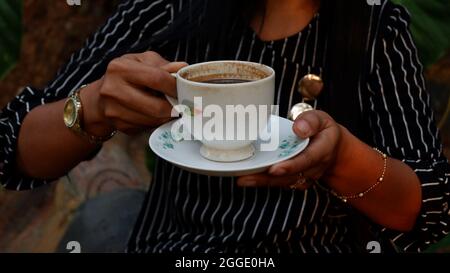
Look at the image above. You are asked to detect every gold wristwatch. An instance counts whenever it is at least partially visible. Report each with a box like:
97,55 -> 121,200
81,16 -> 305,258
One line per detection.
63,84 -> 116,144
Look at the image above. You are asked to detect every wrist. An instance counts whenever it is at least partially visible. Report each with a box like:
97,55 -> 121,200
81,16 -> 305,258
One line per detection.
323,125 -> 356,183
324,125 -> 384,192
79,80 -> 115,137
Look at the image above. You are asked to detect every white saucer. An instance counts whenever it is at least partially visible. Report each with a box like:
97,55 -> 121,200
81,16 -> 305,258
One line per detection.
149,115 -> 309,177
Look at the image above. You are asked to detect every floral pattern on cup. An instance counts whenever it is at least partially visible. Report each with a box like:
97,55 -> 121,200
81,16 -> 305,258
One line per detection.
278,136 -> 302,158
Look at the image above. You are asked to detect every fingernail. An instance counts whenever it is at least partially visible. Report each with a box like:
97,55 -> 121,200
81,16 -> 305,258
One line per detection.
269,167 -> 286,176
296,120 -> 310,136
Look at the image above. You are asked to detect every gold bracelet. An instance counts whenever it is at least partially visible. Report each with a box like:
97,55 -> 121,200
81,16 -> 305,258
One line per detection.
330,147 -> 388,203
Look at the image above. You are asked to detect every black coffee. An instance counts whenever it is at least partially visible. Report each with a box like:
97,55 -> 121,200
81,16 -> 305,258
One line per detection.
200,78 -> 253,84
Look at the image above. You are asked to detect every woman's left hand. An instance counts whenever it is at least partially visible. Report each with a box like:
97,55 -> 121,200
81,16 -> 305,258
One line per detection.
237,110 -> 347,190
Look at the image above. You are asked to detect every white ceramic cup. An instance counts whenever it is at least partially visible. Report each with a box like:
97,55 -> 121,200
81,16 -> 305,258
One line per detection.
168,60 -> 275,162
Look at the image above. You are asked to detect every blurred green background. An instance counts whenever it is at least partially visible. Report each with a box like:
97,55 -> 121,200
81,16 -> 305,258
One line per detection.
0,0 -> 449,253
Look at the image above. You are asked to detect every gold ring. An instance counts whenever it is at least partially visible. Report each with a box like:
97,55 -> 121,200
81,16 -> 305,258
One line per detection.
290,173 -> 308,190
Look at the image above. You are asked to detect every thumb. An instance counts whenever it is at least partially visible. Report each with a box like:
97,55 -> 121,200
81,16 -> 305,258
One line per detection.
161,62 -> 189,73
293,110 -> 330,138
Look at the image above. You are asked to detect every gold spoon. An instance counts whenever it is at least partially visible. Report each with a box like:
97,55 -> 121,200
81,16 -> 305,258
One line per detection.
288,74 -> 324,121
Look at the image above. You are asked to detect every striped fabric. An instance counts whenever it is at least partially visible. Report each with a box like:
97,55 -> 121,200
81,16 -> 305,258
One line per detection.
0,0 -> 449,253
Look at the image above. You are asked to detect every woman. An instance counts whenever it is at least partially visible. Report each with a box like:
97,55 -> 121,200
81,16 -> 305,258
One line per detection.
0,0 -> 449,253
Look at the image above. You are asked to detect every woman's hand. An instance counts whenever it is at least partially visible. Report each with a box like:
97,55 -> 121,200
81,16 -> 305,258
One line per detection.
81,51 -> 187,136
237,110 -> 349,189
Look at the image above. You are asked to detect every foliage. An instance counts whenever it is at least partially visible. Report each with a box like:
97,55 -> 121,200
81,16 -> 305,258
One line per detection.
392,0 -> 450,68
0,0 -> 22,80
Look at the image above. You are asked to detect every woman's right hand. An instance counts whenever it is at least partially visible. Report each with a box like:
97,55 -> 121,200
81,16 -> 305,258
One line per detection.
80,51 -> 188,137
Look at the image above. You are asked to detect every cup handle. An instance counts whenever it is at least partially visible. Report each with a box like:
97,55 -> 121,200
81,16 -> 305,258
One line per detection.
166,72 -> 184,142
165,73 -> 179,106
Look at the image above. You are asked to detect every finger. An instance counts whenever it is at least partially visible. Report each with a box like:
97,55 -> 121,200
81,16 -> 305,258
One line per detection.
238,174 -> 314,190
138,51 -> 170,67
113,115 -> 172,133
269,111 -> 339,176
108,58 -> 178,97
103,98 -> 172,127
237,173 -> 298,188
122,128 -> 145,136
269,130 -> 338,176
301,164 -> 328,181
113,117 -> 170,134
112,119 -> 146,132
161,62 -> 189,73
122,51 -> 170,67
269,150 -> 318,176
123,53 -> 188,75
292,110 -> 332,139
103,84 -> 174,118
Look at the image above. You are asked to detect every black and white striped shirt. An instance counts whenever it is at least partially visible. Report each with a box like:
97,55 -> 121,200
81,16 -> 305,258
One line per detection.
0,0 -> 449,253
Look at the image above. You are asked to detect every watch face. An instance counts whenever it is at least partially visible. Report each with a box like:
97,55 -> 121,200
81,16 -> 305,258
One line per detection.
64,99 -> 78,128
